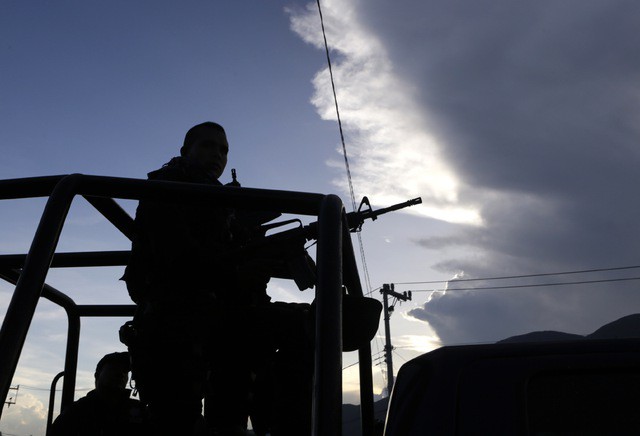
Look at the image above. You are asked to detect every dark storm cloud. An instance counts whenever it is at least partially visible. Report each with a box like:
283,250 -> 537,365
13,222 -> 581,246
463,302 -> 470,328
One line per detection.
353,0 -> 640,342
360,0 -> 640,195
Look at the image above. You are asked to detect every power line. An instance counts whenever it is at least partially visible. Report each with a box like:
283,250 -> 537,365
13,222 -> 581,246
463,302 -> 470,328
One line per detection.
342,351 -> 385,371
316,0 -> 356,214
392,349 -> 409,363
19,384 -> 91,392
316,2 -> 387,381
365,285 -> 383,298
394,264 -> 640,286
316,0 -> 373,294
342,361 -> 359,371
410,276 -> 640,293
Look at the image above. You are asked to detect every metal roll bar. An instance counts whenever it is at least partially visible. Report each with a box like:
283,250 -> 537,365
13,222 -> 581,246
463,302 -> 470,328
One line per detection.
0,174 -> 375,435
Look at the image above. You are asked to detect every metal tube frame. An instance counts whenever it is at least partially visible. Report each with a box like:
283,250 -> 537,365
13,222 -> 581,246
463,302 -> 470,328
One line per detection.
342,232 -> 375,435
0,174 -> 377,436
313,195 -> 344,436
46,371 -> 65,435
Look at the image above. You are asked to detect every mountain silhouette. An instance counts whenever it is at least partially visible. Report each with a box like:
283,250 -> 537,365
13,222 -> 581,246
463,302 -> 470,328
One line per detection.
499,313 -> 640,343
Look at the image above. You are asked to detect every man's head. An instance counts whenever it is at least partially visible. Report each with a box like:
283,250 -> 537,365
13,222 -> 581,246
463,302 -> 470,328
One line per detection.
181,121 -> 229,179
94,352 -> 130,392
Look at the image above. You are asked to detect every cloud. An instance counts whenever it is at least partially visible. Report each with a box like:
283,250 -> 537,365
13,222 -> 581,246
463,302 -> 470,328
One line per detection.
374,1 -> 640,199
288,1 -> 480,225
1,392 -> 47,436
290,1 -> 640,344
268,278 -> 314,304
408,279 -> 640,345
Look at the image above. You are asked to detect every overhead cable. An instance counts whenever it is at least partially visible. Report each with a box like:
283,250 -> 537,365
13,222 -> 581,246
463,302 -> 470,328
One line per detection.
316,0 -> 373,293
409,276 -> 640,293
394,264 -> 640,286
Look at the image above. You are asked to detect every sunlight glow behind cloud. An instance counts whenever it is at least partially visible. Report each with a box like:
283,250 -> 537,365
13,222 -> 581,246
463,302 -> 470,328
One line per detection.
288,1 -> 481,225
395,334 -> 442,354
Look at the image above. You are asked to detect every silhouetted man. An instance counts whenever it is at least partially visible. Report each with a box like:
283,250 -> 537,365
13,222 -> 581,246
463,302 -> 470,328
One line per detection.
123,121 -> 386,436
123,122 -> 233,435
50,351 -> 147,436
123,122 -> 313,436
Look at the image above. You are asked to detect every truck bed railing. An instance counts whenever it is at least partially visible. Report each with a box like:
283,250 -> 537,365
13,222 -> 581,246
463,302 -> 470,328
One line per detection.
0,174 -> 375,436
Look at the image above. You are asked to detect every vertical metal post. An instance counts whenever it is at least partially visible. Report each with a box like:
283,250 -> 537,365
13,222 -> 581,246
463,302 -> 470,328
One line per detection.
39,283 -> 82,413
46,371 -> 65,435
0,175 -> 79,417
342,230 -> 375,436
313,194 -> 344,436
61,309 -> 81,410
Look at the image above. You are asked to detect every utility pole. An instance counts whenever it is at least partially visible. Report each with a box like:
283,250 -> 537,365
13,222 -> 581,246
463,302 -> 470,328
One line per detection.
380,284 -> 411,397
4,385 -> 18,408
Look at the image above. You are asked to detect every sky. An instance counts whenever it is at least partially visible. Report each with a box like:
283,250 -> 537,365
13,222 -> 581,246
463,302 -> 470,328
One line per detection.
2,0 -> 640,434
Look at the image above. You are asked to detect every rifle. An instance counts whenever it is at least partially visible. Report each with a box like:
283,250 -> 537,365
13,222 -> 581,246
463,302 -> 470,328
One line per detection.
232,195 -> 423,291
346,196 -> 423,232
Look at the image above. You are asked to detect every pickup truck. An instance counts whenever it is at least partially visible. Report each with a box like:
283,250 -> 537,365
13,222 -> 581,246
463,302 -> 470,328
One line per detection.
385,336 -> 640,435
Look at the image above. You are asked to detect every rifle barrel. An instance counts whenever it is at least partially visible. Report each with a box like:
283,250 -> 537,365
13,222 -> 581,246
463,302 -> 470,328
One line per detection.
368,197 -> 422,218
